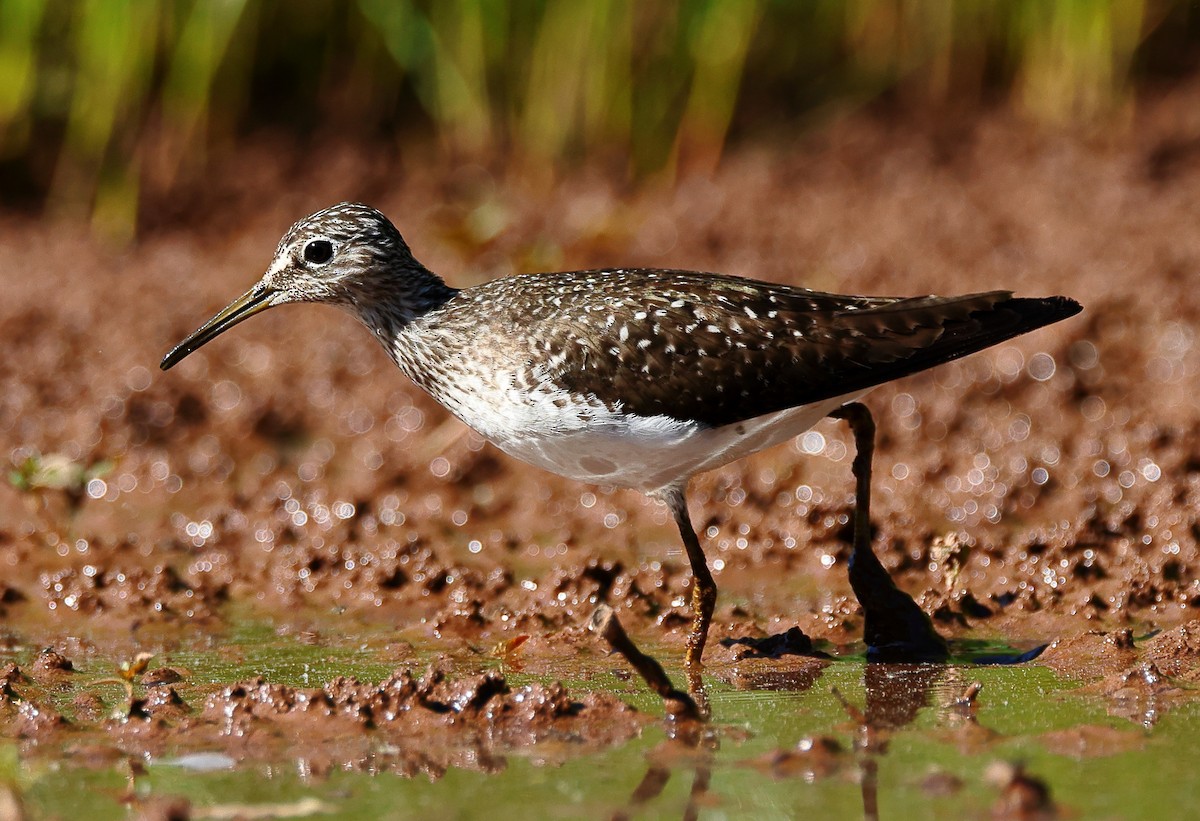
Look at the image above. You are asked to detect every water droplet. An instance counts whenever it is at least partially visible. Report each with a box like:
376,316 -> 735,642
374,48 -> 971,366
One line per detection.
1028,353 -> 1056,382
800,431 -> 825,454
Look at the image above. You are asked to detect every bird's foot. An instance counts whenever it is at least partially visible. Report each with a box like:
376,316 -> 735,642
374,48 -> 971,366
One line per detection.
849,547 -> 949,662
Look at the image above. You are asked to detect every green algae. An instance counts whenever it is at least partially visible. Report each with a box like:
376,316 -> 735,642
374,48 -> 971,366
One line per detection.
1,621 -> 1195,821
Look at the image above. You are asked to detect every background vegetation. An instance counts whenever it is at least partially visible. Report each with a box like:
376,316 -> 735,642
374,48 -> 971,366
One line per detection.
0,0 -> 1196,238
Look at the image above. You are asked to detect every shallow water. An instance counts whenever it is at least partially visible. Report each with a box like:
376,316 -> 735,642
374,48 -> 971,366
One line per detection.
3,618 -> 1195,820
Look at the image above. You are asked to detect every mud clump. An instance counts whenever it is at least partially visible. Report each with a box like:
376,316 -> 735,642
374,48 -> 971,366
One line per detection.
30,648 -> 74,677
1142,620 -> 1200,678
708,627 -> 832,690
141,667 -> 184,686
0,659 -> 645,779
1037,630 -> 1139,679
36,563 -> 224,626
130,685 -> 191,721
188,666 -> 645,774
0,664 -> 27,702
14,700 -> 68,740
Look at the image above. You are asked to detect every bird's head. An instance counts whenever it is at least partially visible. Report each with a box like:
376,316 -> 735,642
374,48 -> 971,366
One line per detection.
161,202 -> 439,371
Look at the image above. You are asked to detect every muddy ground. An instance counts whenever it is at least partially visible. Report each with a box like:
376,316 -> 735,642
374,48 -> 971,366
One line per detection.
5,80 -> 1200,816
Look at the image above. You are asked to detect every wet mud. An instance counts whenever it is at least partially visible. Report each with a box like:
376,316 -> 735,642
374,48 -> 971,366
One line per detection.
3,652 -> 646,774
5,83 -> 1200,815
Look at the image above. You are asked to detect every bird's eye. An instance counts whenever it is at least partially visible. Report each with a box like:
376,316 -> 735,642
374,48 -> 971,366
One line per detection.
303,239 -> 335,265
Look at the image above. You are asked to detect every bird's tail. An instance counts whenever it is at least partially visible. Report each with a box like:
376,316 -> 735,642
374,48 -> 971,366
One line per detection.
812,291 -> 1083,399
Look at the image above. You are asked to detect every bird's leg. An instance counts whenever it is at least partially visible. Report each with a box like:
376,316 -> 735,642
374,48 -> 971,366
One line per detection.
828,403 -> 949,661
664,486 -> 717,694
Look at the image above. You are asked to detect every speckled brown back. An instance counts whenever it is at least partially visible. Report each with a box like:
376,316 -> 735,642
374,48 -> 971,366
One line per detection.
428,269 -> 1080,428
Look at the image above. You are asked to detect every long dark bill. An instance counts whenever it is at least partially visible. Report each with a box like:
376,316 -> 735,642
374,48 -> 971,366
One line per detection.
160,284 -> 275,371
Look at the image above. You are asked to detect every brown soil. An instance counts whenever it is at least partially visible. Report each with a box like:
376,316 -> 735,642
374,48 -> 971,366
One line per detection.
7,82 -> 1200,762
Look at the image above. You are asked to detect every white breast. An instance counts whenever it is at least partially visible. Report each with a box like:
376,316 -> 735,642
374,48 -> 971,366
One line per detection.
435,372 -> 866,492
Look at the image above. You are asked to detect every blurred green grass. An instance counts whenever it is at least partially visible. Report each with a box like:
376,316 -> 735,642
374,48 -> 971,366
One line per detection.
0,0 -> 1193,238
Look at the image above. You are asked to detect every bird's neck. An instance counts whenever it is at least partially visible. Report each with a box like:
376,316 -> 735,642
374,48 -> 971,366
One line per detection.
350,263 -> 459,353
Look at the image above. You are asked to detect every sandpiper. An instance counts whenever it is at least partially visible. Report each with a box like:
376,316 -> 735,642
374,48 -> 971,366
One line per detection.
162,202 -> 1081,681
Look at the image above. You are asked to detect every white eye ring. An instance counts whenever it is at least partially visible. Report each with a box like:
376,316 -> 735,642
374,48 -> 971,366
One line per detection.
303,238 -> 336,265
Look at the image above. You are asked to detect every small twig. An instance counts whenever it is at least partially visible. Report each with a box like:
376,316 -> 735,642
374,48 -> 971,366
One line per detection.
954,680 -> 983,714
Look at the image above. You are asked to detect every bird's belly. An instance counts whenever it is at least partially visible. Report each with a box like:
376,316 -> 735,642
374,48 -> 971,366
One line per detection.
484,390 -> 867,493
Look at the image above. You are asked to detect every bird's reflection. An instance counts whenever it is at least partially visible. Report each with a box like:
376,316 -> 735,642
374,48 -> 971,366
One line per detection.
849,663 -> 946,821
593,605 -> 716,820
594,607 -> 1017,821
611,730 -> 716,821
